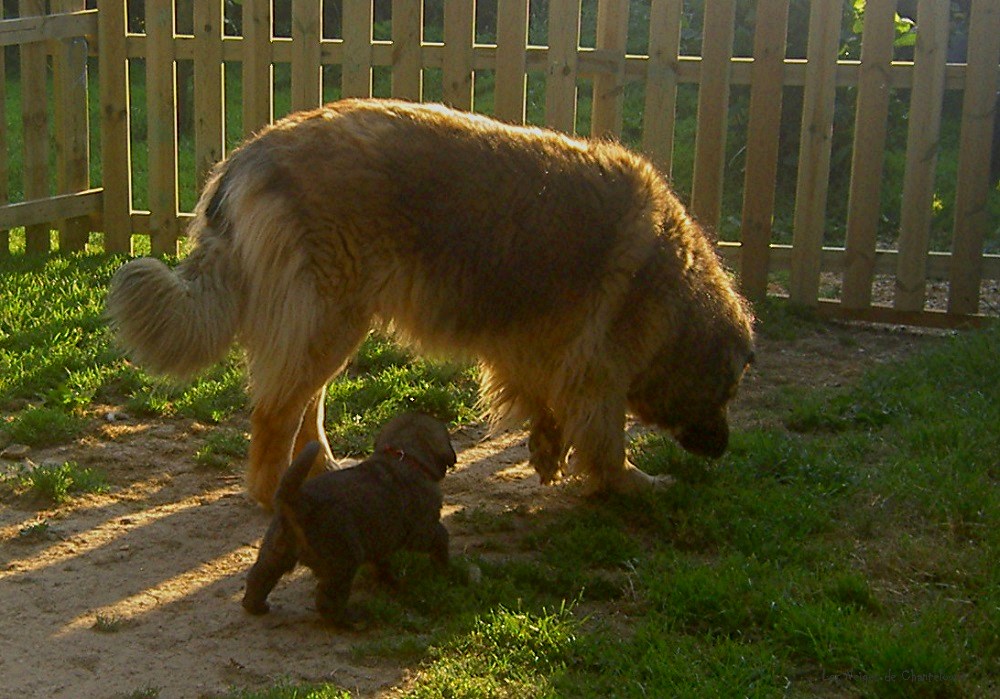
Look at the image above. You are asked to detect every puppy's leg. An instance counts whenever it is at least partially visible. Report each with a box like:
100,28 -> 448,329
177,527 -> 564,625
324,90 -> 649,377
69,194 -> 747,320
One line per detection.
429,522 -> 450,570
243,518 -> 298,614
315,566 -> 361,627
528,409 -> 569,485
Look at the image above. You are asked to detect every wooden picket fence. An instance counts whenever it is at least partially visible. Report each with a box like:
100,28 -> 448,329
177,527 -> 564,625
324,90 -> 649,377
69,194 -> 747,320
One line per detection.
1,0 -> 999,328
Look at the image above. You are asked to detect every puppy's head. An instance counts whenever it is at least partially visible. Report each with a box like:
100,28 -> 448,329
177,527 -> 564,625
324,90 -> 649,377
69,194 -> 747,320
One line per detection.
374,412 -> 457,480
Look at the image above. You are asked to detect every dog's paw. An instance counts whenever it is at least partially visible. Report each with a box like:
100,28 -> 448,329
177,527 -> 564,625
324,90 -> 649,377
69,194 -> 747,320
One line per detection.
596,462 -> 676,496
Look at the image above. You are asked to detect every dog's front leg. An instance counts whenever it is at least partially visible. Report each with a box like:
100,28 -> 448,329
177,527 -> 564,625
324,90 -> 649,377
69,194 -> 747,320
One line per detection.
566,400 -> 674,494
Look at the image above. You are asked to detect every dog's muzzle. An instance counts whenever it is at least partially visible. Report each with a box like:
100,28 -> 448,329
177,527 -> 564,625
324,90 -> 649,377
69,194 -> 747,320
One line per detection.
676,419 -> 729,459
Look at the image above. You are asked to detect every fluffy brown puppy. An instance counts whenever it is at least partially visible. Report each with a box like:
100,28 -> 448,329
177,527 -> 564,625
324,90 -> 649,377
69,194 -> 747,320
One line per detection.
242,412 -> 456,626
106,98 -> 755,507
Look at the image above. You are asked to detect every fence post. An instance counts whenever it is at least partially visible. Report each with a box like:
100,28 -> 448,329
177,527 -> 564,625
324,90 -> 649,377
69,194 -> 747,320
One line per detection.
98,0 -> 132,253
948,0 -> 1000,314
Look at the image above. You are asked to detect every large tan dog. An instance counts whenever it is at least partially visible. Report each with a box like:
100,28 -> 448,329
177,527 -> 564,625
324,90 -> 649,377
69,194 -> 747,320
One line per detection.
106,99 -> 754,507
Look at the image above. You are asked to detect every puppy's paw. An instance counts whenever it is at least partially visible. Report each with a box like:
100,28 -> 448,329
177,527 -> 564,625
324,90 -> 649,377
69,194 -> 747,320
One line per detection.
328,606 -> 370,631
242,597 -> 270,615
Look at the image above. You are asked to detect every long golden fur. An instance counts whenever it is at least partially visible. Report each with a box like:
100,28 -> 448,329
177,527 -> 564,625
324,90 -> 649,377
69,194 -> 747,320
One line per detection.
106,99 -> 755,507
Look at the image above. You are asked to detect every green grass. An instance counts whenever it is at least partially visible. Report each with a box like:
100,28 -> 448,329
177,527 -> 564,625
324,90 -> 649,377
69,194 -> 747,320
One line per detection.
16,460 -> 108,504
195,428 -> 249,470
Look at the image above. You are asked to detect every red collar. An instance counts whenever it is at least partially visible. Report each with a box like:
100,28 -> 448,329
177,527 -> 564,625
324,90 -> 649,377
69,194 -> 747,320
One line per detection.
383,446 -> 439,480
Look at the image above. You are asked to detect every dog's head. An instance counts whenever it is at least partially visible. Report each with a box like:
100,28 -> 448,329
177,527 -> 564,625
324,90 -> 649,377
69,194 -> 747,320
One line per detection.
628,319 -> 754,459
374,412 -> 457,480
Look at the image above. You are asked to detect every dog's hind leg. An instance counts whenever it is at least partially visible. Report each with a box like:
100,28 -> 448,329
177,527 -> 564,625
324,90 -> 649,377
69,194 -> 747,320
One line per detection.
292,387 -> 333,477
528,408 -> 569,485
245,320 -> 369,508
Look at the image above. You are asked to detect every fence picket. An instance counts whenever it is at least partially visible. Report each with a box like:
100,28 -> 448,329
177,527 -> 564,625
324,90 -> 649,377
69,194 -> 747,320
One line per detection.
591,0 -> 629,138
443,0 -> 474,109
52,0 -> 90,252
494,0 -> 529,123
948,0 -> 1000,314
391,0 -> 422,101
842,0 -> 896,309
895,0 -> 950,312
1,3 -> 9,254
641,0 -> 682,175
545,0 -> 580,133
194,0 -> 224,187
690,0 -> 735,232
97,0 -> 131,252
242,0 -> 272,137
738,0 -> 789,299
789,0 -> 841,305
291,0 -> 321,110
147,0 -> 180,255
19,0 -> 50,254
342,0 -> 373,98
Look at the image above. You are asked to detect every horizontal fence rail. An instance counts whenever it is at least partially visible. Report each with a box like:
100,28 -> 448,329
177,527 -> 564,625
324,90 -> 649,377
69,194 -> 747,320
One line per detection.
1,0 -> 998,328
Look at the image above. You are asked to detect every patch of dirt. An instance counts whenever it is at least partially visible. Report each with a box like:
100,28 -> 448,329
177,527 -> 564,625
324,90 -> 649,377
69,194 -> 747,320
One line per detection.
0,320 -> 950,698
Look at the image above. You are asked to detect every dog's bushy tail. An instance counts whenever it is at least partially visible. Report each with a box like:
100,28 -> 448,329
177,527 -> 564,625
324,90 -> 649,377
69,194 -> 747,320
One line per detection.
105,165 -> 245,379
274,441 -> 322,509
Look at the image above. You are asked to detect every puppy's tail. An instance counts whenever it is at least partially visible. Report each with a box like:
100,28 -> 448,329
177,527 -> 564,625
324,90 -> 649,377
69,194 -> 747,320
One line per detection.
274,441 -> 322,510
105,161 -> 246,379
